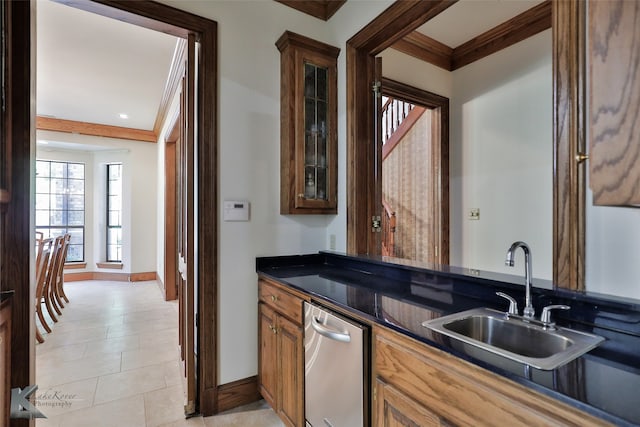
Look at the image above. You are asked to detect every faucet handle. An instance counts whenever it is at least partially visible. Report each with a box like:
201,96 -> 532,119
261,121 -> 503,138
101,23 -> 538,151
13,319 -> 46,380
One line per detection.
496,292 -> 518,315
540,304 -> 570,325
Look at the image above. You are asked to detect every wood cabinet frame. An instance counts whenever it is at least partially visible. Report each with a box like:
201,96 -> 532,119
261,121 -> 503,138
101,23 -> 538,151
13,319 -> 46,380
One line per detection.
277,31 -> 340,214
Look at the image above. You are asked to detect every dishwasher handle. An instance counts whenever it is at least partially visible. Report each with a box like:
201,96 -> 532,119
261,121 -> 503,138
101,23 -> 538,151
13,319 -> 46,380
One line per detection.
311,316 -> 351,343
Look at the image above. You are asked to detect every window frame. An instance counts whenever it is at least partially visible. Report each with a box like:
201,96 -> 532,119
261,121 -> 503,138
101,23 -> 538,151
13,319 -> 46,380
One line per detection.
106,163 -> 123,263
35,159 -> 86,262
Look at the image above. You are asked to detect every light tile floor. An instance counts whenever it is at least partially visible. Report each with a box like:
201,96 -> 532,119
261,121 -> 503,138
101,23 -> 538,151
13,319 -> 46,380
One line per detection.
35,280 -> 283,427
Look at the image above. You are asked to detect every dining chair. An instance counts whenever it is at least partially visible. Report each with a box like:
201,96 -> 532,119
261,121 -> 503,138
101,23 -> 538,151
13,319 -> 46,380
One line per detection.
34,238 -> 53,343
43,235 -> 65,320
55,233 -> 72,304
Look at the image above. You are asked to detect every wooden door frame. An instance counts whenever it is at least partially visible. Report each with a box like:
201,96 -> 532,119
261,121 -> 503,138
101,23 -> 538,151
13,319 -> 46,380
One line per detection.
346,0 -> 585,290
164,118 -> 179,301
380,77 -> 450,265
5,0 -> 220,420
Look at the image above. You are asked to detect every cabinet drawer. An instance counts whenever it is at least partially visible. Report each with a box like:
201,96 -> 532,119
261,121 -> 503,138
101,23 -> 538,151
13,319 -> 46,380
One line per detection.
259,279 -> 304,324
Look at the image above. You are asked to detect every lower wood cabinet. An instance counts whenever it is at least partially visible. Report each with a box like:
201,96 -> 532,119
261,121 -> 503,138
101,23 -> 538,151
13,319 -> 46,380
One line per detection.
373,326 -> 610,427
376,378 -> 450,427
258,279 -> 306,427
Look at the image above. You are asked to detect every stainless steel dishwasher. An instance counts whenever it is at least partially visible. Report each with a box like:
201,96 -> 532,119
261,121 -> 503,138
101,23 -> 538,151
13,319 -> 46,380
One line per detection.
304,302 -> 368,427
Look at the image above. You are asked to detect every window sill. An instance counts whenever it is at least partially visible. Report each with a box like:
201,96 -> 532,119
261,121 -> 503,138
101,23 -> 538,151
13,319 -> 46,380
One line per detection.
64,262 -> 87,270
96,262 -> 124,270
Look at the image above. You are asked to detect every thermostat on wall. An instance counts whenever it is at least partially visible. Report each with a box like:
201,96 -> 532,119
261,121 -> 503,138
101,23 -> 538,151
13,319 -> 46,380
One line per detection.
223,200 -> 250,221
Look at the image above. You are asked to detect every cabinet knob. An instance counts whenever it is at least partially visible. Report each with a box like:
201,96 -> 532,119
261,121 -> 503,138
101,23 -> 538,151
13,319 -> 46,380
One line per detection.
297,193 -> 305,199
271,295 -> 278,302
269,325 -> 278,334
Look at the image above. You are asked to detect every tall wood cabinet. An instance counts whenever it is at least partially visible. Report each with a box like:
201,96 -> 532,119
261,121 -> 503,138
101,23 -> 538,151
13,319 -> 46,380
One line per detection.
276,31 -> 339,214
589,0 -> 640,205
258,278 -> 308,427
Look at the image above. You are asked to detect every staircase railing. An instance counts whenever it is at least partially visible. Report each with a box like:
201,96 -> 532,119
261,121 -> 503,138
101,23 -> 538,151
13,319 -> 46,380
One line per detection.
381,198 -> 396,257
382,97 -> 415,144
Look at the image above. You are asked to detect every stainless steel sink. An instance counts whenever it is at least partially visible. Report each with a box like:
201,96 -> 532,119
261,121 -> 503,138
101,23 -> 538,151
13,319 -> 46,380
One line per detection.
422,307 -> 605,370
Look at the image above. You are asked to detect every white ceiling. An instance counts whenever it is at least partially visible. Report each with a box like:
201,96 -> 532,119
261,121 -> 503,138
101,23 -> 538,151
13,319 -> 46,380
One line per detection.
36,0 -> 179,132
416,0 -> 545,48
36,0 -> 544,142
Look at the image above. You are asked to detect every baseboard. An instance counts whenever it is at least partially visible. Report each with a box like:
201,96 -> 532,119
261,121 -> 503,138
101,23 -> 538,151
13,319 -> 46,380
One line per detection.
130,272 -> 156,282
64,271 -> 157,282
216,375 -> 261,413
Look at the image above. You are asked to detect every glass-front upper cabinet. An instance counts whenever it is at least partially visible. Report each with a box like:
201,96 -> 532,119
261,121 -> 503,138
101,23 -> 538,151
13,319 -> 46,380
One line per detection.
276,31 -> 339,214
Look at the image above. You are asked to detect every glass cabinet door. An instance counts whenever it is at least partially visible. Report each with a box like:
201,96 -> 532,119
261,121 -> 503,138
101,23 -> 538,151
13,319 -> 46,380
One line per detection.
303,62 -> 328,201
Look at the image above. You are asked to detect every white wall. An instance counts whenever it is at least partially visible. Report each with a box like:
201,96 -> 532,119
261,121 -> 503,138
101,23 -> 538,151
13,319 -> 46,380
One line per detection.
450,30 -> 553,280
586,179 -> 640,300
379,48 -> 453,98
37,130 -> 158,275
380,30 -> 552,280
155,0 -> 393,384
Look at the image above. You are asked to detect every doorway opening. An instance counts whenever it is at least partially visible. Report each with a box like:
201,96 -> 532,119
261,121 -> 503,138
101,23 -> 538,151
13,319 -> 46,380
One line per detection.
378,78 -> 449,265
6,0 -> 219,422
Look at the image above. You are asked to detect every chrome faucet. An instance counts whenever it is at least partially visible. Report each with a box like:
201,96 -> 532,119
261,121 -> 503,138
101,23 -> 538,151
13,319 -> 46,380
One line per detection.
505,241 -> 535,318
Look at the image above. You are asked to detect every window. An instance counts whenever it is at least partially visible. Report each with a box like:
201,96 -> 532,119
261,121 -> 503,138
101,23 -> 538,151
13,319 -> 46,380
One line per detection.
35,160 -> 85,262
106,163 -> 122,262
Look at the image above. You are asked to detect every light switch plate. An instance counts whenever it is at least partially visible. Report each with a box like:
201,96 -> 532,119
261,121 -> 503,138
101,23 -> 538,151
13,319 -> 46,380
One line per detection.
469,208 -> 480,220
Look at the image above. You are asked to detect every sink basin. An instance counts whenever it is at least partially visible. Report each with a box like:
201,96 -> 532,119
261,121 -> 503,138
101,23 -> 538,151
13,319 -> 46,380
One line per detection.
423,308 -> 605,370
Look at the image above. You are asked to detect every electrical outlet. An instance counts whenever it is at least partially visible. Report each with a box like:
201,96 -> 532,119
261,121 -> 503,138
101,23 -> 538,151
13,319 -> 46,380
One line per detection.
469,208 -> 480,220
329,234 -> 336,250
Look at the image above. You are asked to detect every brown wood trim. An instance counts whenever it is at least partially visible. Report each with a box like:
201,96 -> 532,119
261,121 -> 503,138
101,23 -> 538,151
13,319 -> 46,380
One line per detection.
382,107 -> 426,160
130,271 -> 156,282
36,116 -> 157,142
276,30 -> 340,59
164,123 -> 178,301
96,262 -> 123,270
392,32 -> 453,71
3,4 -> 36,427
391,1 -> 551,72
217,375 -> 261,413
63,262 -> 87,270
348,1 -> 458,55
63,271 -> 157,282
274,0 -> 346,21
64,272 -> 125,282
451,0 -> 552,70
346,1 -> 457,255
154,38 -> 186,138
553,0 -> 585,290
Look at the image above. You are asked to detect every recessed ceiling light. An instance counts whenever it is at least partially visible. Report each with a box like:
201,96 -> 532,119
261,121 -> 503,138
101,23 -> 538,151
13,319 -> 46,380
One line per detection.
119,113 -> 129,119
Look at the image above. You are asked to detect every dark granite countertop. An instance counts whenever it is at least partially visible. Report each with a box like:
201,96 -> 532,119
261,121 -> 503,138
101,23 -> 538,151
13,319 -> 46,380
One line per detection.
257,252 -> 640,426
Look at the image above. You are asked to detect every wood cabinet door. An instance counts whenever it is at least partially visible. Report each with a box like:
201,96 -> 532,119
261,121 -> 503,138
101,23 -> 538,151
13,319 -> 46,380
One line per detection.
589,0 -> 640,205
375,379 -> 445,427
258,303 -> 278,409
278,314 -> 304,427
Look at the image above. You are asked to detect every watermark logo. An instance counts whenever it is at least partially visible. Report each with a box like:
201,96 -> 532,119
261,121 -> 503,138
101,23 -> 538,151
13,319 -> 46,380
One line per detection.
35,388 -> 82,410
10,385 -> 46,419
